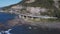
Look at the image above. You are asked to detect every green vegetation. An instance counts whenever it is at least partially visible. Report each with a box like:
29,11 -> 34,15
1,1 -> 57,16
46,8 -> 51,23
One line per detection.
22,0 -> 54,8
25,18 -> 59,22
1,0 -> 60,21
40,8 -> 60,19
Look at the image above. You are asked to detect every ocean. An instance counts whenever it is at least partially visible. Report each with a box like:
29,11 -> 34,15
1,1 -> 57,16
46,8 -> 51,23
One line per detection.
0,12 -> 60,34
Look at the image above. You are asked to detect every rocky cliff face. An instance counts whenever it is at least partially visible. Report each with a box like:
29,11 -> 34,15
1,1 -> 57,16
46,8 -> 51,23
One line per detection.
1,0 -> 60,17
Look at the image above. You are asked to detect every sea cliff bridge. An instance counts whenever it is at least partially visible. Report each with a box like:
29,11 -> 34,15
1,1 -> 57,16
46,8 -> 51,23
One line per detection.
0,10 -> 57,21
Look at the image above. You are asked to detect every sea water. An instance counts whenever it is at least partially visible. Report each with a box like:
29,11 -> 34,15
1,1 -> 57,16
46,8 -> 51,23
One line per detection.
0,12 -> 17,34
0,12 -> 60,34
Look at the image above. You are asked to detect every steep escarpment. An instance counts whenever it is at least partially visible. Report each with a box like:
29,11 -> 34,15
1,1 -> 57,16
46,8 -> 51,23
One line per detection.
1,0 -> 60,18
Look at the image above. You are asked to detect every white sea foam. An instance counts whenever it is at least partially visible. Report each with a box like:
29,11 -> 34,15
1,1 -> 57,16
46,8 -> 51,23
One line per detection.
0,32 -> 2,34
0,29 -> 12,34
5,29 -> 12,34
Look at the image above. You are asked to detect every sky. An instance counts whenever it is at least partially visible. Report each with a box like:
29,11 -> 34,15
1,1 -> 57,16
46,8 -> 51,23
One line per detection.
0,0 -> 22,7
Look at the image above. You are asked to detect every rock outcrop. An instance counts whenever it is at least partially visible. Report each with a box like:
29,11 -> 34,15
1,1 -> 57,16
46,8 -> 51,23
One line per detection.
1,0 -> 60,17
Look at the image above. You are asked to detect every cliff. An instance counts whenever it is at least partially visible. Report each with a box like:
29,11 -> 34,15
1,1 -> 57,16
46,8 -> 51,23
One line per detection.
1,0 -> 60,18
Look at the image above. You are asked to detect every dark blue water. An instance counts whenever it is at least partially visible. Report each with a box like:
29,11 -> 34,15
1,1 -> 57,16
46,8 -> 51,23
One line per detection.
0,12 -> 17,24
10,25 -> 60,34
0,12 -> 17,31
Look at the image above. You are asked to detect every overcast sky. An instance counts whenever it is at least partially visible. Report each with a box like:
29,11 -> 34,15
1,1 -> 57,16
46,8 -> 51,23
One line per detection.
0,0 -> 22,7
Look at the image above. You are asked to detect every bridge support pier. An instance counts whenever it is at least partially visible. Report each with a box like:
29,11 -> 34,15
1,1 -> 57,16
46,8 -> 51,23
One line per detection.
21,15 -> 25,19
30,17 -> 34,20
25,16 -> 29,20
